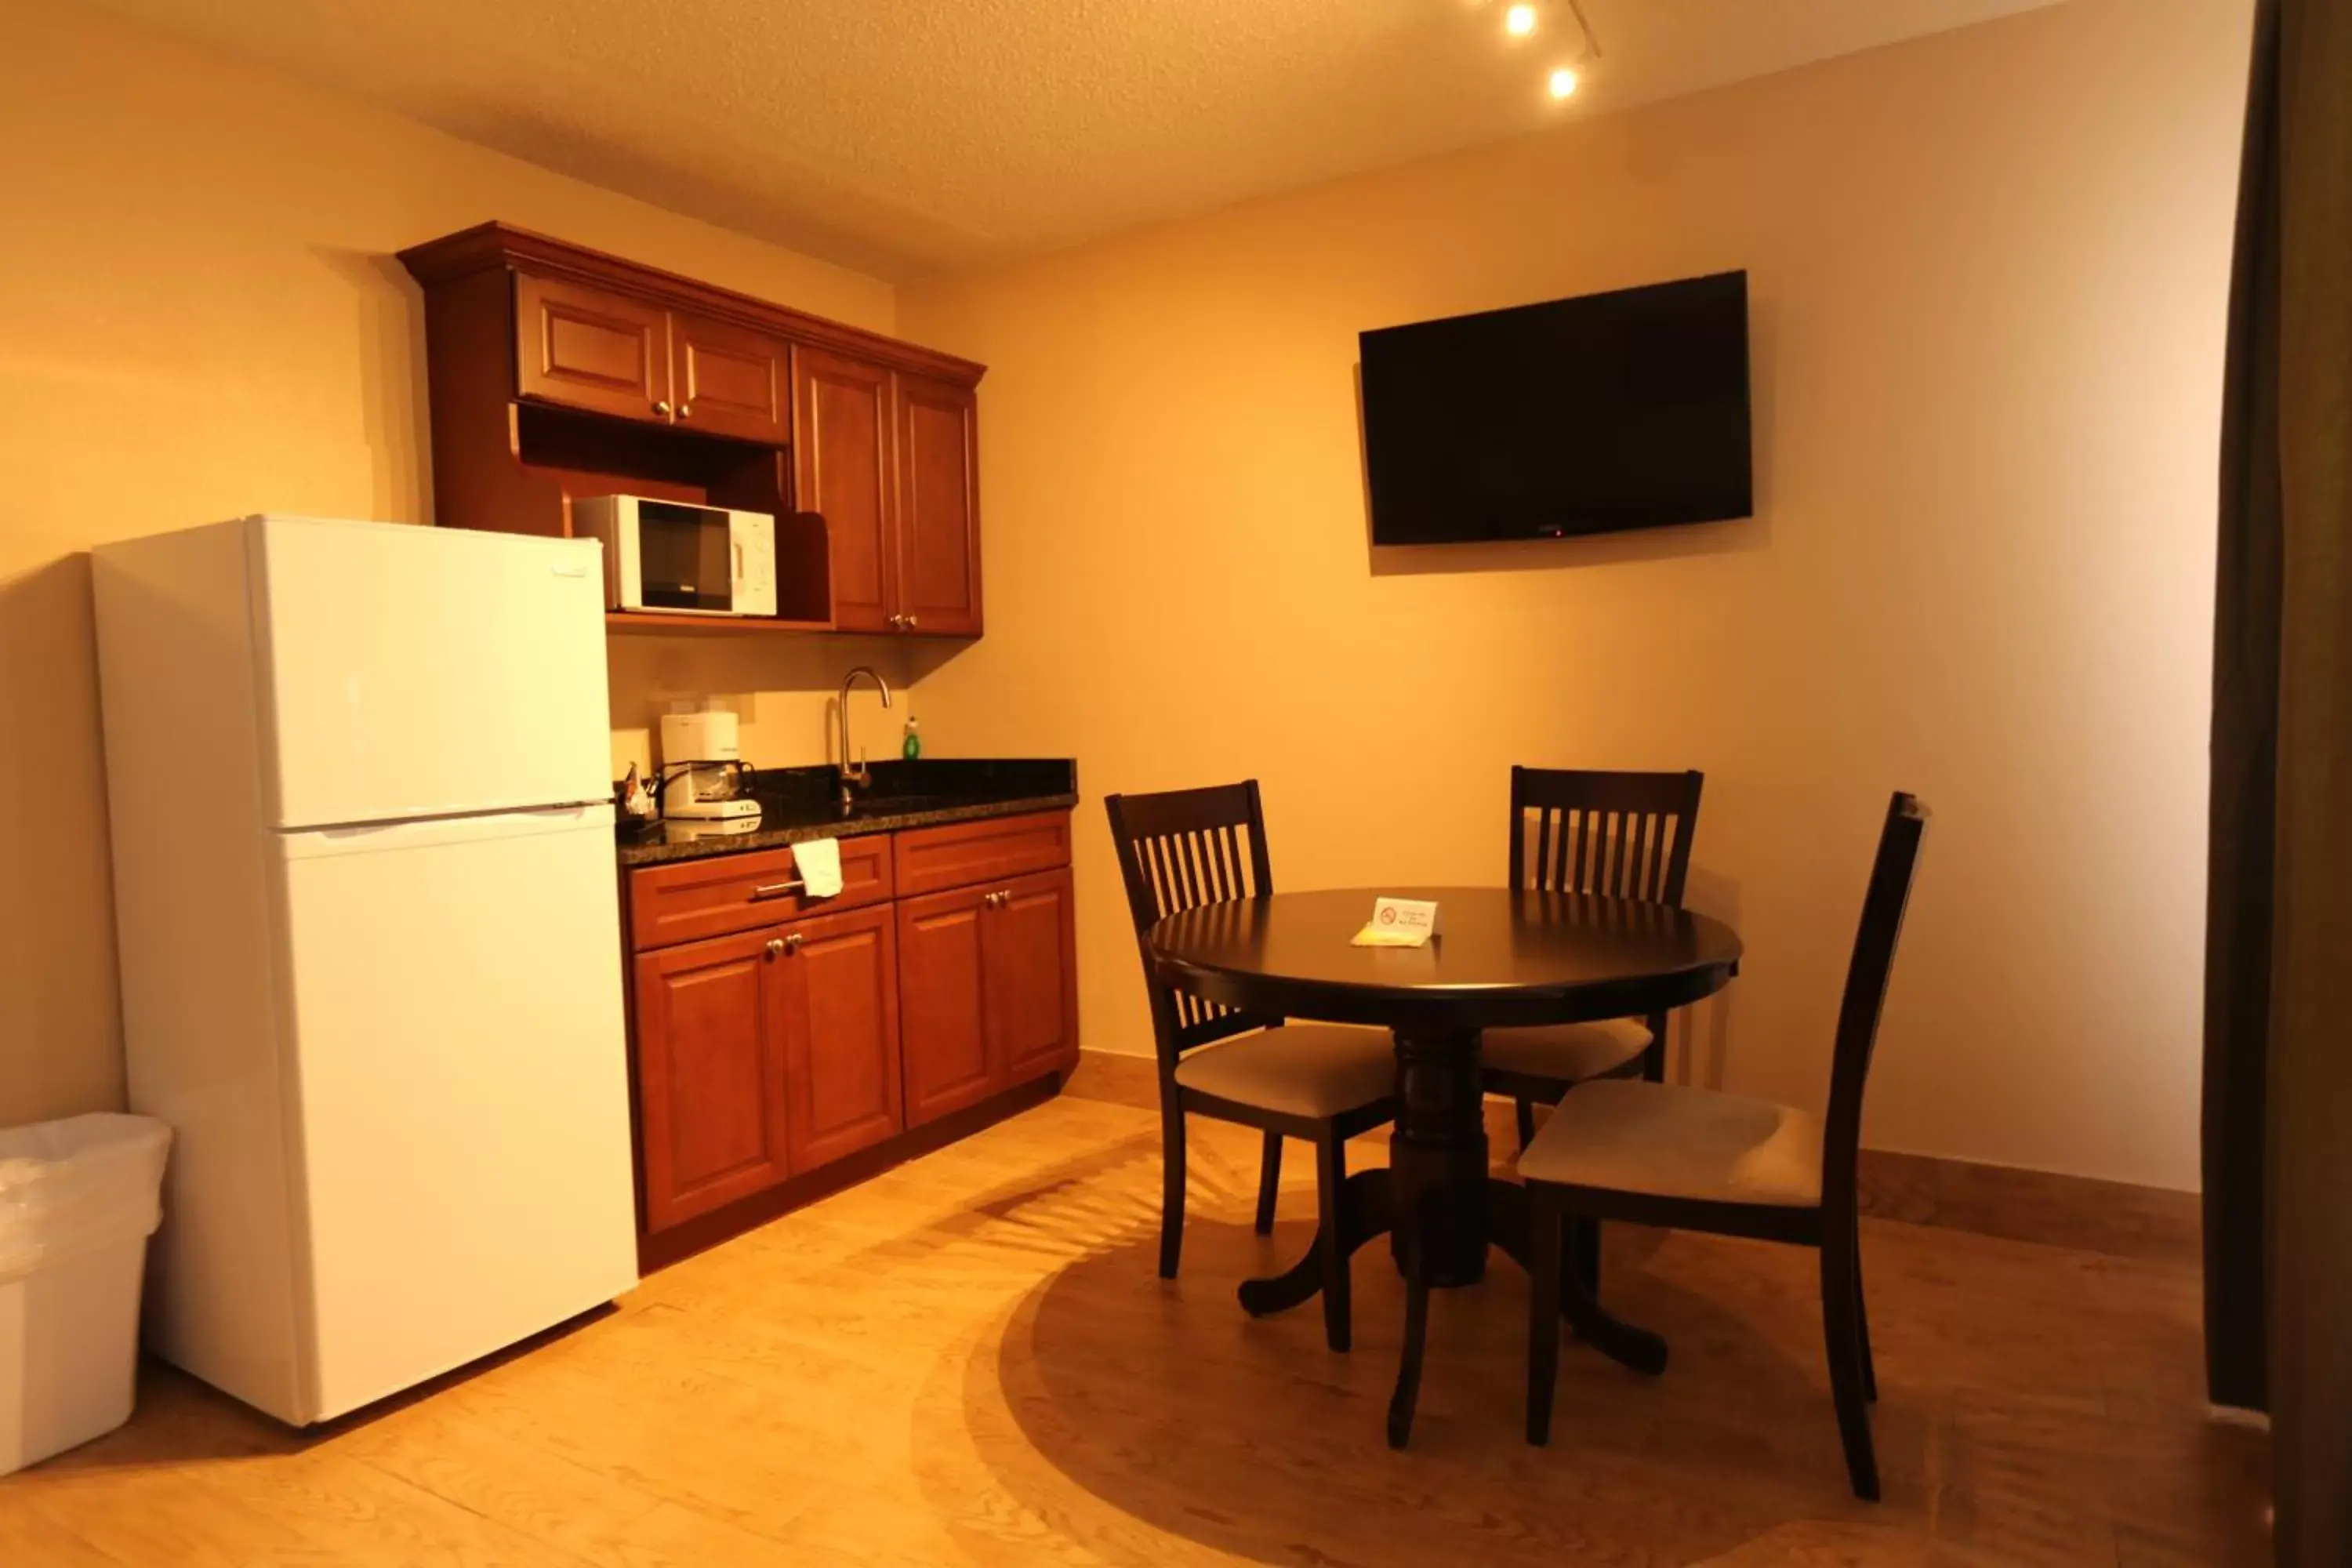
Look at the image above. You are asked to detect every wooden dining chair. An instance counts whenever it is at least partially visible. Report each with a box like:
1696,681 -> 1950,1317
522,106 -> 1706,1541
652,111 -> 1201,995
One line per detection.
1493,767 -> 1706,1147
1519,793 -> 1928,1501
1104,782 -> 1398,1352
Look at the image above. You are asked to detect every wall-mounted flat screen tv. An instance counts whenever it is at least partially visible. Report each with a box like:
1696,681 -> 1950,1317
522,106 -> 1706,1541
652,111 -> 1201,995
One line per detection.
1359,270 -> 1752,545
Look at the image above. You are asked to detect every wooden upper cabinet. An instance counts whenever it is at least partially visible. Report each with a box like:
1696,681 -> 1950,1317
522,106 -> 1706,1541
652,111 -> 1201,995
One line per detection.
633,929 -> 793,1232
672,310 -> 789,444
401,223 -> 985,634
894,375 -> 983,636
775,904 -> 904,1170
515,273 -> 671,423
985,868 -> 1080,1080
793,347 -> 895,633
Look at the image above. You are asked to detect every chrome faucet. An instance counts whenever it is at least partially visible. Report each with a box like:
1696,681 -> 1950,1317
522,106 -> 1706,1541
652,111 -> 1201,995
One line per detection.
836,666 -> 893,807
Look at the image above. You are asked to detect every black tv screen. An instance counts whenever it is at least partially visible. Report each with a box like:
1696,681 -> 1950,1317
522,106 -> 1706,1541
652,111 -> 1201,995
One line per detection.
1359,271 -> 1752,545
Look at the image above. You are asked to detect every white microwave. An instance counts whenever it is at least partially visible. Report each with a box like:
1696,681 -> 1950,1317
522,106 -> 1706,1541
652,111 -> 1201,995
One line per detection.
573,495 -> 778,617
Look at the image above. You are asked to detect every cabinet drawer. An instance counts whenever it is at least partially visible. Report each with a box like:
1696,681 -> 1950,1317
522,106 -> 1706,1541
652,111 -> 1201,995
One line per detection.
891,810 -> 1071,898
629,835 -> 894,951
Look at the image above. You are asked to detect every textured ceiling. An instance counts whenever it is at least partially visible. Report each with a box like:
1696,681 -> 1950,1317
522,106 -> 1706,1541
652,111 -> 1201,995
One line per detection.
87,0 -> 2065,279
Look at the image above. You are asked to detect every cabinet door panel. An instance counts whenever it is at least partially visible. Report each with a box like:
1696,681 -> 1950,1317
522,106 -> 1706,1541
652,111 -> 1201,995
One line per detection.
896,887 -> 995,1125
633,930 -> 790,1231
777,905 -> 903,1169
673,312 -> 788,444
894,375 -> 982,635
793,347 -> 894,633
985,868 -> 1080,1081
516,273 -> 670,423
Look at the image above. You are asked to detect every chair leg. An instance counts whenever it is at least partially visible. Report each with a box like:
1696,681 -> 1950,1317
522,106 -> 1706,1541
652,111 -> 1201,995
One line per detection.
1820,1232 -> 1881,1501
1526,1186 -> 1563,1446
1571,1215 -> 1602,1298
1254,1131 -> 1283,1236
1387,1196 -> 1433,1450
1642,1010 -> 1669,1083
1316,1133 -> 1351,1352
1853,1217 -> 1878,1403
1515,1098 -> 1537,1150
1158,1100 -> 1187,1280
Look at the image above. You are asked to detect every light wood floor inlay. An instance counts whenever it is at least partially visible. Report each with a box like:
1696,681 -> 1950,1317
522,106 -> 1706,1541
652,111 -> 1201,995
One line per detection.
0,1095 -> 2267,1566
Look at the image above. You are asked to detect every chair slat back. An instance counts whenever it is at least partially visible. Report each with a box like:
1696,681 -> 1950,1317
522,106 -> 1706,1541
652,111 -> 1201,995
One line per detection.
1510,768 -> 1705,906
1820,793 -> 1930,1217
1103,782 -> 1279,1064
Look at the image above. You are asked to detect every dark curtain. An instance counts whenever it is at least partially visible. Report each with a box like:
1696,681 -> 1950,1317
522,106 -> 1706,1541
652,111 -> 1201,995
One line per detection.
2202,0 -> 2352,1561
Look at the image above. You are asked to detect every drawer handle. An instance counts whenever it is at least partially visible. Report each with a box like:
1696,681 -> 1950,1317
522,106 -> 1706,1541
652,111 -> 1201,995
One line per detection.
750,878 -> 807,901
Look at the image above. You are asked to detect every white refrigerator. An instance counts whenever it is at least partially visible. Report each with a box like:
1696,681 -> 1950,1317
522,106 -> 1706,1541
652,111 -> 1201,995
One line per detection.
92,515 -> 640,1426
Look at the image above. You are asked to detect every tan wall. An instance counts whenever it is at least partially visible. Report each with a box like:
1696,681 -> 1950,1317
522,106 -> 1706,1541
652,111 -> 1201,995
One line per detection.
0,2 -> 908,1127
901,0 -> 2249,1190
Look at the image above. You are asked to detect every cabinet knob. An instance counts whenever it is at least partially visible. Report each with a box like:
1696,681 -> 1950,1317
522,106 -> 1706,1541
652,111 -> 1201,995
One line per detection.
653,399 -> 673,417
764,937 -> 785,958
904,614 -> 920,630
786,931 -> 804,954
679,401 -> 693,419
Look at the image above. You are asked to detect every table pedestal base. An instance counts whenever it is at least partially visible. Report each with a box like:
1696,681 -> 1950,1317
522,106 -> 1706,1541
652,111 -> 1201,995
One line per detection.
1236,1028 -> 1668,1448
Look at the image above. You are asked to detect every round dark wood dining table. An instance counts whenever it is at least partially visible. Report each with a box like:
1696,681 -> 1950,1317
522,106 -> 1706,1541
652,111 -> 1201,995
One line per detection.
1146,885 -> 1744,1446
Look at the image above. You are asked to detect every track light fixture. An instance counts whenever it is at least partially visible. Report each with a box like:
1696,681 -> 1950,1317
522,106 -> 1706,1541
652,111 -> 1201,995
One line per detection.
1494,0 -> 1602,103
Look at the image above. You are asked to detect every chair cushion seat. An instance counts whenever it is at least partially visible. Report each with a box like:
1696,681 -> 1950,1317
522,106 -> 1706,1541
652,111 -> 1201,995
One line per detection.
1516,1078 -> 1824,1207
1481,1018 -> 1653,1085
1174,1025 -> 1396,1121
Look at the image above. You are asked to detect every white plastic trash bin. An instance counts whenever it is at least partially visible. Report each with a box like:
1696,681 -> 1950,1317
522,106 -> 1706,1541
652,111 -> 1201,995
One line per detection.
0,1112 -> 172,1474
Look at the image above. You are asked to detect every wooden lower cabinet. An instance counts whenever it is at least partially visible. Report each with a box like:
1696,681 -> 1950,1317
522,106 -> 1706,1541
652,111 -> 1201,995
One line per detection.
626,813 -> 1076,1247
633,927 -> 792,1232
778,904 -> 903,1170
988,868 -> 1080,1081
635,906 -> 907,1232
898,866 -> 1079,1127
896,885 -> 994,1125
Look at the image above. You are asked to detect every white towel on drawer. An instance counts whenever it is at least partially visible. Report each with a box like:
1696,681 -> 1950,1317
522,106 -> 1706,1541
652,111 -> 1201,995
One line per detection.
796,837 -> 844,898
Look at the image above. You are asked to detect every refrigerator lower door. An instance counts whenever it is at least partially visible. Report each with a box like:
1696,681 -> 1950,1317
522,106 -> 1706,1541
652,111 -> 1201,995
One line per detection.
271,804 -> 637,1422
249,517 -> 614,830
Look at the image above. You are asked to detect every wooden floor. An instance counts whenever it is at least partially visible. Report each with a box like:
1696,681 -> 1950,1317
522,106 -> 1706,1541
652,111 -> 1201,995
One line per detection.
3,1092 -> 2267,1566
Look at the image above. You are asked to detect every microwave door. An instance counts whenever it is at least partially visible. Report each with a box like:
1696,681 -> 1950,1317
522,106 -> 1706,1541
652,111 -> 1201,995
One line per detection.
638,506 -> 733,612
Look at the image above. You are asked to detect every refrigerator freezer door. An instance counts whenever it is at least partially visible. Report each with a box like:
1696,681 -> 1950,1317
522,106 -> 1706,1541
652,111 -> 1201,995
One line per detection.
251,517 -> 613,829
272,804 -> 638,1421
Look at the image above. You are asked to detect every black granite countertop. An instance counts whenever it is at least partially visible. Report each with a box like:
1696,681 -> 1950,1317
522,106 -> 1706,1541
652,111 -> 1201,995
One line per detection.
615,758 -> 1078,867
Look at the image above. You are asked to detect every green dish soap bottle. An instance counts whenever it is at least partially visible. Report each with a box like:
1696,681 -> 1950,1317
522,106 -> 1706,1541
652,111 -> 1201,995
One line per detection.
902,715 -> 922,760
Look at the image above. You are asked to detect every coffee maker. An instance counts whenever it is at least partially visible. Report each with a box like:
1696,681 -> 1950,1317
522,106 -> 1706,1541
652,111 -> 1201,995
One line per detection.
657,709 -> 759,820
